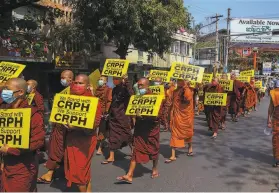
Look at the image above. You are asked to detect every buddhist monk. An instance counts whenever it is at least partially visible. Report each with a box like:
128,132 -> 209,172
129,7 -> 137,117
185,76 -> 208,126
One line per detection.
116,78 -> 162,183
27,79 -> 44,114
219,75 -> 229,129
0,78 -> 45,192
250,78 -> 258,111
102,74 -> 134,164
205,78 -> 224,138
165,79 -> 194,163
64,74 -> 102,192
243,81 -> 256,114
229,73 -> 244,122
196,83 -> 205,116
37,70 -> 74,183
94,76 -> 112,155
268,80 -> 279,167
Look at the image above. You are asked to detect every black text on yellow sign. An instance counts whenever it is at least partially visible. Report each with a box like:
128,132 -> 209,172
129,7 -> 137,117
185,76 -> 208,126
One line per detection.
49,94 -> 99,129
170,62 -> 204,83
255,81 -> 262,89
149,70 -> 171,83
202,73 -> 213,83
101,59 -> 129,77
125,95 -> 164,116
237,76 -> 251,83
149,85 -> 165,99
240,70 -> 254,77
0,108 -> 31,149
0,62 -> 26,83
219,80 -> 234,91
204,93 -> 227,106
26,93 -> 35,105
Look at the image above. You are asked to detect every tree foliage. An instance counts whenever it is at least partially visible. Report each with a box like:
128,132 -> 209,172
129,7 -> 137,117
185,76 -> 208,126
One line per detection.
68,0 -> 190,59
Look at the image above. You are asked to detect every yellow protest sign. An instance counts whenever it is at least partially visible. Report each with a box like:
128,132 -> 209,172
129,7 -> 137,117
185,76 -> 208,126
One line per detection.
0,108 -> 31,149
204,93 -> 227,106
198,90 -> 204,97
26,93 -> 35,105
260,87 -> 266,93
255,81 -> 262,89
89,69 -> 101,92
125,95 -> 164,116
240,70 -> 254,77
149,70 -> 171,83
49,94 -> 99,129
102,59 -> 129,77
189,81 -> 196,88
237,76 -> 251,83
219,80 -> 234,91
0,62 -> 26,83
170,62 -> 204,83
202,73 -> 213,84
149,85 -> 165,99
60,86 -> 70,94
216,73 -> 231,80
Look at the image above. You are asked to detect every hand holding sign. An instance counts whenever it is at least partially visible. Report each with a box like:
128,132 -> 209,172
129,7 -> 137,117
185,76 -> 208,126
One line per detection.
0,144 -> 9,155
122,74 -> 128,83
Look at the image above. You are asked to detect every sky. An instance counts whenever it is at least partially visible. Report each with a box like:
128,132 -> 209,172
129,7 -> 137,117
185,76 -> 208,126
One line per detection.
185,0 -> 279,33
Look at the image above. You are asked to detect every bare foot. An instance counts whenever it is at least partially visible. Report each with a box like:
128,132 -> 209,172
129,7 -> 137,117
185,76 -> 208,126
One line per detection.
151,170 -> 159,179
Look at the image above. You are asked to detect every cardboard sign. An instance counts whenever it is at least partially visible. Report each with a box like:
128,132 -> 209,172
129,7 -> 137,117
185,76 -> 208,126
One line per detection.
26,93 -> 35,105
0,108 -> 31,149
170,62 -> 204,83
49,94 -> 99,129
149,70 -> 171,83
0,62 -> 26,83
255,81 -> 262,89
219,80 -> 234,91
204,93 -> 227,106
125,95 -> 164,116
216,73 -> 231,80
237,76 -> 251,83
202,73 -> 213,84
102,59 -> 129,77
89,69 -> 101,92
149,85 -> 165,99
240,70 -> 254,77
60,87 -> 70,94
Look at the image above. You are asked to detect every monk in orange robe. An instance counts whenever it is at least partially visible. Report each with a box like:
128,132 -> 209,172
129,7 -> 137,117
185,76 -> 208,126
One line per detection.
27,79 -> 45,115
38,70 -> 74,183
196,83 -> 205,115
243,82 -> 256,114
0,78 -> 45,192
94,76 -> 112,155
64,74 -> 102,192
116,78 -> 162,183
268,80 -> 279,167
165,79 -> 194,163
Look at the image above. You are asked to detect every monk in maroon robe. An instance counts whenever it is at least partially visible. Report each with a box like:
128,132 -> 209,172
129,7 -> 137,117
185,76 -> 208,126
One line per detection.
229,73 -> 243,122
0,78 -> 45,192
116,78 -> 162,183
102,74 -> 134,164
64,74 -> 102,192
37,70 -> 74,183
27,79 -> 44,114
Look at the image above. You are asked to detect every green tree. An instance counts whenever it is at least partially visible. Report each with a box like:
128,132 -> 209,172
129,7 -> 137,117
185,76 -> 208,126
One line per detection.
69,0 -> 190,59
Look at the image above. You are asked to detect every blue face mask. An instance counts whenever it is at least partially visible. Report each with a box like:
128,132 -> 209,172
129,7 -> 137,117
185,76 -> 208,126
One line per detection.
1,90 -> 17,104
61,79 -> 68,87
139,88 -> 147,95
98,80 -> 105,87
154,82 -> 161,86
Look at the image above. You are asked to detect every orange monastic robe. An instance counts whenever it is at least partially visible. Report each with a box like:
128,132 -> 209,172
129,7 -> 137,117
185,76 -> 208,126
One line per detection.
270,88 -> 279,161
168,86 -> 194,147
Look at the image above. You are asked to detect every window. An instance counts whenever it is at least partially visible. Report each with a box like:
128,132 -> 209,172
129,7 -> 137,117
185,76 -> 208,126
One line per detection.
172,41 -> 180,54
180,42 -> 186,56
187,44 -> 191,56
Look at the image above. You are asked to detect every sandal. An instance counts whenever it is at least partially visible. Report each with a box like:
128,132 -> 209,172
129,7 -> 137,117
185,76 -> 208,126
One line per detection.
37,177 -> 53,184
164,158 -> 176,164
101,160 -> 114,165
187,152 -> 194,156
116,176 -> 132,184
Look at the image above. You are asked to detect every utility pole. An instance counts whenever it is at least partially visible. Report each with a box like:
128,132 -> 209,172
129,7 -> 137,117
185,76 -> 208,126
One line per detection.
211,13 -> 223,74
224,8 -> 231,73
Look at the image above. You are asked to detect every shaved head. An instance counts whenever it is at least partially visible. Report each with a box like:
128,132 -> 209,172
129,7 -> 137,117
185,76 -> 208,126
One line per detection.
7,78 -> 28,92
27,79 -> 38,88
76,74 -> 89,85
154,77 -> 162,82
61,70 -> 74,86
138,78 -> 150,86
61,70 -> 74,79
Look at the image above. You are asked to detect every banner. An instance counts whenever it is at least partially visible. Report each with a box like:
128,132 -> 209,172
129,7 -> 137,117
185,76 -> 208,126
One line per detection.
60,87 -> 70,94
202,73 -> 213,84
237,76 -> 251,83
255,81 -> 262,89
240,70 -> 254,77
204,93 -> 227,106
169,62 -> 204,83
149,85 -> 165,99
89,69 -> 101,92
26,93 -> 35,105
0,108 -> 31,149
102,59 -> 129,77
219,80 -> 234,91
49,94 -> 99,129
0,62 -> 26,83
125,95 -> 164,116
149,70 -> 171,83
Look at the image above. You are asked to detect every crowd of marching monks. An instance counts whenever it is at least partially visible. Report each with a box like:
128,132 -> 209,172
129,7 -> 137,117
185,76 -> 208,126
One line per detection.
0,70 -> 267,192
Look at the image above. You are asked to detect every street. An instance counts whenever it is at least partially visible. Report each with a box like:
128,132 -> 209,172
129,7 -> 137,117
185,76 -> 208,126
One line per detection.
37,97 -> 279,192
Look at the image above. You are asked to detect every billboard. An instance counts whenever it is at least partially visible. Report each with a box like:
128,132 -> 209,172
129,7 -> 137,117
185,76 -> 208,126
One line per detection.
263,62 -> 272,76
230,18 -> 279,44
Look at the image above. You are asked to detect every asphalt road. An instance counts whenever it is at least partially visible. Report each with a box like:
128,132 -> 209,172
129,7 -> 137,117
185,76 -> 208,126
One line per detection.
38,96 -> 279,192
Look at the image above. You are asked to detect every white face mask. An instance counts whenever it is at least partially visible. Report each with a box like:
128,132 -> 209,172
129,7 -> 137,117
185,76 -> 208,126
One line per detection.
27,85 -> 32,93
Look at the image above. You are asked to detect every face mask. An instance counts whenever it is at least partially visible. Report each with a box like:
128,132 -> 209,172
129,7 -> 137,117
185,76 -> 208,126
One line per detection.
98,80 -> 105,87
27,85 -> 32,93
61,79 -> 68,87
139,88 -> 147,95
154,82 -> 161,86
71,84 -> 86,95
1,90 -> 16,104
